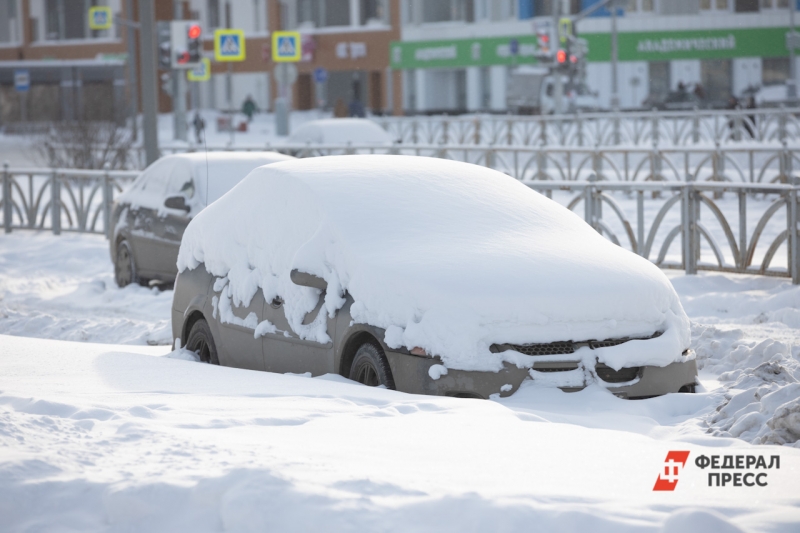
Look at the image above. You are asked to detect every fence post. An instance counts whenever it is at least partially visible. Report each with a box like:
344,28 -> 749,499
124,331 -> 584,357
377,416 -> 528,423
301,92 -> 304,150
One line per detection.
651,108 -> 659,146
790,177 -> 799,285
473,116 -> 481,145
682,182 -> 696,275
51,169 -> 61,235
585,174 -> 597,231
613,111 -> 621,145
442,118 -> 449,145
576,110 -> 583,147
103,163 -> 113,240
778,104 -> 787,143
692,106 -> 700,144
485,148 -> 495,170
3,162 -> 10,234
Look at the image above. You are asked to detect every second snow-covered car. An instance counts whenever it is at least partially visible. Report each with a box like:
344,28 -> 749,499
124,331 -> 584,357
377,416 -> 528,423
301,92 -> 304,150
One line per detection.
172,155 -> 697,399
111,151 -> 294,287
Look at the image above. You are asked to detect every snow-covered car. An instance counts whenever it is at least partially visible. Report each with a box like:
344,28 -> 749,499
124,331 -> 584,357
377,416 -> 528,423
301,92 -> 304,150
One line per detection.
111,151 -> 294,287
287,118 -> 395,146
172,155 -> 697,399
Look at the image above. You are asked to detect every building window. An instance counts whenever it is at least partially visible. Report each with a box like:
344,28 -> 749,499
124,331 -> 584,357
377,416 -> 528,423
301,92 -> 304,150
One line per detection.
734,0 -> 760,11
626,0 -> 656,12
297,0 -> 350,28
763,57 -> 790,85
700,0 -> 730,11
0,0 -> 20,43
45,0 -> 104,40
761,0 -> 790,8
648,61 -> 670,102
422,0 -> 474,23
701,59 -> 732,103
361,0 -> 389,25
207,0 -> 220,29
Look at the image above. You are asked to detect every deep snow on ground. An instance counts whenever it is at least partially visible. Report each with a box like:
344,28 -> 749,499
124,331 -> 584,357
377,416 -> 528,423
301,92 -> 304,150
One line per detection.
1,232 -> 800,531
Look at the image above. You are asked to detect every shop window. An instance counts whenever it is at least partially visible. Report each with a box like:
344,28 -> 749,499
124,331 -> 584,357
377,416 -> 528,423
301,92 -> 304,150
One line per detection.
763,57 -> 790,85
701,59 -> 732,103
761,0 -> 790,8
648,61 -> 670,102
626,0 -> 656,13
734,0 -> 759,10
700,0 -> 730,11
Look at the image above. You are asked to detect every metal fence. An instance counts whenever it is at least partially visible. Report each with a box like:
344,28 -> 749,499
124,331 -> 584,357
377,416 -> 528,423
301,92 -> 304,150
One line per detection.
157,142 -> 800,184
373,107 -> 800,147
2,161 -> 798,284
1,165 -> 138,237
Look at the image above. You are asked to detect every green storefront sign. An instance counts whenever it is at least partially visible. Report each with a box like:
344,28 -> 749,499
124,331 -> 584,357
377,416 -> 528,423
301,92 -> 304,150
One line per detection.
390,26 -> 790,69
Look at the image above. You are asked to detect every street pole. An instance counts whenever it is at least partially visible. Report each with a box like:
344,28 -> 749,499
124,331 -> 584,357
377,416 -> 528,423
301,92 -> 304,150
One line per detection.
138,0 -> 159,166
173,1 -> 188,141
610,0 -> 619,111
125,0 -> 138,141
553,0 -> 562,114
789,0 -> 797,102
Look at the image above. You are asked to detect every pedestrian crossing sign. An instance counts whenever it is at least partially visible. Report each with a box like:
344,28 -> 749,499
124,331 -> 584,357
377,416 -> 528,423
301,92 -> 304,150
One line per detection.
272,31 -> 301,62
187,58 -> 211,82
214,29 -> 246,62
88,6 -> 112,30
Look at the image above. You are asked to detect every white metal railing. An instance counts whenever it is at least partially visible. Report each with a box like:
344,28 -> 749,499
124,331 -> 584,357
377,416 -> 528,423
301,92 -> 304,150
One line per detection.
2,161 -> 798,284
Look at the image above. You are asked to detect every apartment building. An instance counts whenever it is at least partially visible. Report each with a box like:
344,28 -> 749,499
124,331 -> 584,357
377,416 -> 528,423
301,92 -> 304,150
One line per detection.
394,0 -> 799,113
0,0 -> 401,125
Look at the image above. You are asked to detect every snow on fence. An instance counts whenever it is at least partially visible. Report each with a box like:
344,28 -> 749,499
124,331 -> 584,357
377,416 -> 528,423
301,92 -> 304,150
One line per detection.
1,162 -> 798,284
373,107 -> 800,147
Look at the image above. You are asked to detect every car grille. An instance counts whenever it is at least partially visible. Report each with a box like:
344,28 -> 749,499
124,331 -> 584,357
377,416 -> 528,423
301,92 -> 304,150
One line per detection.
492,330 -> 662,357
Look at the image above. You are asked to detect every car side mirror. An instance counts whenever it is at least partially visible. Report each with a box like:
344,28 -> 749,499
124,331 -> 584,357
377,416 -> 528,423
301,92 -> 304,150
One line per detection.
290,269 -> 327,291
164,195 -> 190,212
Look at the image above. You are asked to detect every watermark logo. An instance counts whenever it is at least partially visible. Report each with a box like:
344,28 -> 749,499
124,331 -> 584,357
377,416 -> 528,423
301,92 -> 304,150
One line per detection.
653,451 -> 690,491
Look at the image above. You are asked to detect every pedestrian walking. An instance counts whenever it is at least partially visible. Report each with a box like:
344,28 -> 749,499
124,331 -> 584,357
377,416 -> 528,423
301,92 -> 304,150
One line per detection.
192,111 -> 205,144
242,95 -> 257,122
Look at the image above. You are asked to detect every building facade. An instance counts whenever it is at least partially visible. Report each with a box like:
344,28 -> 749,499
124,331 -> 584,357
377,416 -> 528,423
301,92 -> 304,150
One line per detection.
393,0 -> 800,113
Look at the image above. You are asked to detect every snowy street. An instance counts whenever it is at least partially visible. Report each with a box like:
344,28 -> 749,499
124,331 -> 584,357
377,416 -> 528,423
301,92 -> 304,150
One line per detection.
1,232 -> 799,532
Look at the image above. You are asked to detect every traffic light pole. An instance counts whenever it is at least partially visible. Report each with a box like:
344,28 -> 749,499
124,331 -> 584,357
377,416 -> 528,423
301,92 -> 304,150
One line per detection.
173,1 -> 188,142
610,1 -> 619,111
552,2 -> 562,114
138,0 -> 159,166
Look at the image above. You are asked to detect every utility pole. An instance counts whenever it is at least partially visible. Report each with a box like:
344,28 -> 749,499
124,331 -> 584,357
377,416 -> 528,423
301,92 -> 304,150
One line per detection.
173,1 -> 188,141
789,0 -> 797,103
552,0 -> 562,114
138,0 -> 159,166
610,0 -> 619,111
125,0 -> 139,141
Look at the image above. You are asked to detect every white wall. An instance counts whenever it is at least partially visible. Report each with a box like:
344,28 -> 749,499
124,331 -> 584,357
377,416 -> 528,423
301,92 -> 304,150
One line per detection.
733,57 -> 761,97
489,65 -> 506,111
586,62 -> 611,109
466,66 -> 481,111
617,61 -> 649,109
670,60 -> 701,90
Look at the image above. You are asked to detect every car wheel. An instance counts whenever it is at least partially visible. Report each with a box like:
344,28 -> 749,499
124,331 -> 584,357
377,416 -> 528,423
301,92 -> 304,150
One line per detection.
115,239 -> 139,287
349,342 -> 395,389
185,319 -> 219,365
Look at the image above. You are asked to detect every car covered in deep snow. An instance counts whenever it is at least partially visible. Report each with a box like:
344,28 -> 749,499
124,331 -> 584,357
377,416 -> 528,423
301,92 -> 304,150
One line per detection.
111,151 -> 294,287
172,155 -> 697,399
287,118 -> 396,146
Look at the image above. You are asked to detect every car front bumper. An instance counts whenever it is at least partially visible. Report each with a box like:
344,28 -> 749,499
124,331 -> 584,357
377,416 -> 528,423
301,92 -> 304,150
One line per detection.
384,351 -> 698,400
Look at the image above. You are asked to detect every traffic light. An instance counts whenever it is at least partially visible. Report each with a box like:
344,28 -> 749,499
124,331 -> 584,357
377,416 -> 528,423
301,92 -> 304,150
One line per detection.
556,49 -> 567,64
187,23 -> 202,64
170,21 -> 203,69
157,21 -> 172,69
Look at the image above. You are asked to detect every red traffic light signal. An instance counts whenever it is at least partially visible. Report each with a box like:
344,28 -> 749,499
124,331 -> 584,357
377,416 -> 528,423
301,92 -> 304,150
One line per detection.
188,24 -> 201,40
556,49 -> 567,63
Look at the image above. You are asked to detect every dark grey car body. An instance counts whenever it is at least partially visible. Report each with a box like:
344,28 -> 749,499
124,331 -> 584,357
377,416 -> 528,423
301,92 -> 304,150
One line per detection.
173,264 -> 698,400
110,152 -> 294,286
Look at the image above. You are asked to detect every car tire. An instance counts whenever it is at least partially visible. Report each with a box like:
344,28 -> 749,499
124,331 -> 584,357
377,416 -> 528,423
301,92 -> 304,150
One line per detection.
349,342 -> 395,389
185,319 -> 220,365
114,239 -> 139,288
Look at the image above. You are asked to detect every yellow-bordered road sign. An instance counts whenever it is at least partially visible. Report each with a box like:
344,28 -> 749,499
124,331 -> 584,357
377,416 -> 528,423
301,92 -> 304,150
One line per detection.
88,6 -> 113,30
187,58 -> 211,82
272,31 -> 301,62
214,29 -> 246,62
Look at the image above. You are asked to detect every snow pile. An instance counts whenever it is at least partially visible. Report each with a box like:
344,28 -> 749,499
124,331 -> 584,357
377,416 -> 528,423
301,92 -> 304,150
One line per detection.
0,233 -> 172,345
178,155 -> 691,372
287,118 -> 395,145
669,273 -> 800,447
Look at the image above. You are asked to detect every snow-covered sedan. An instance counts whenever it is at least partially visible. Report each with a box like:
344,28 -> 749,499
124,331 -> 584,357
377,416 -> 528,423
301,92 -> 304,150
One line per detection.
111,151 -> 294,287
172,155 -> 697,399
